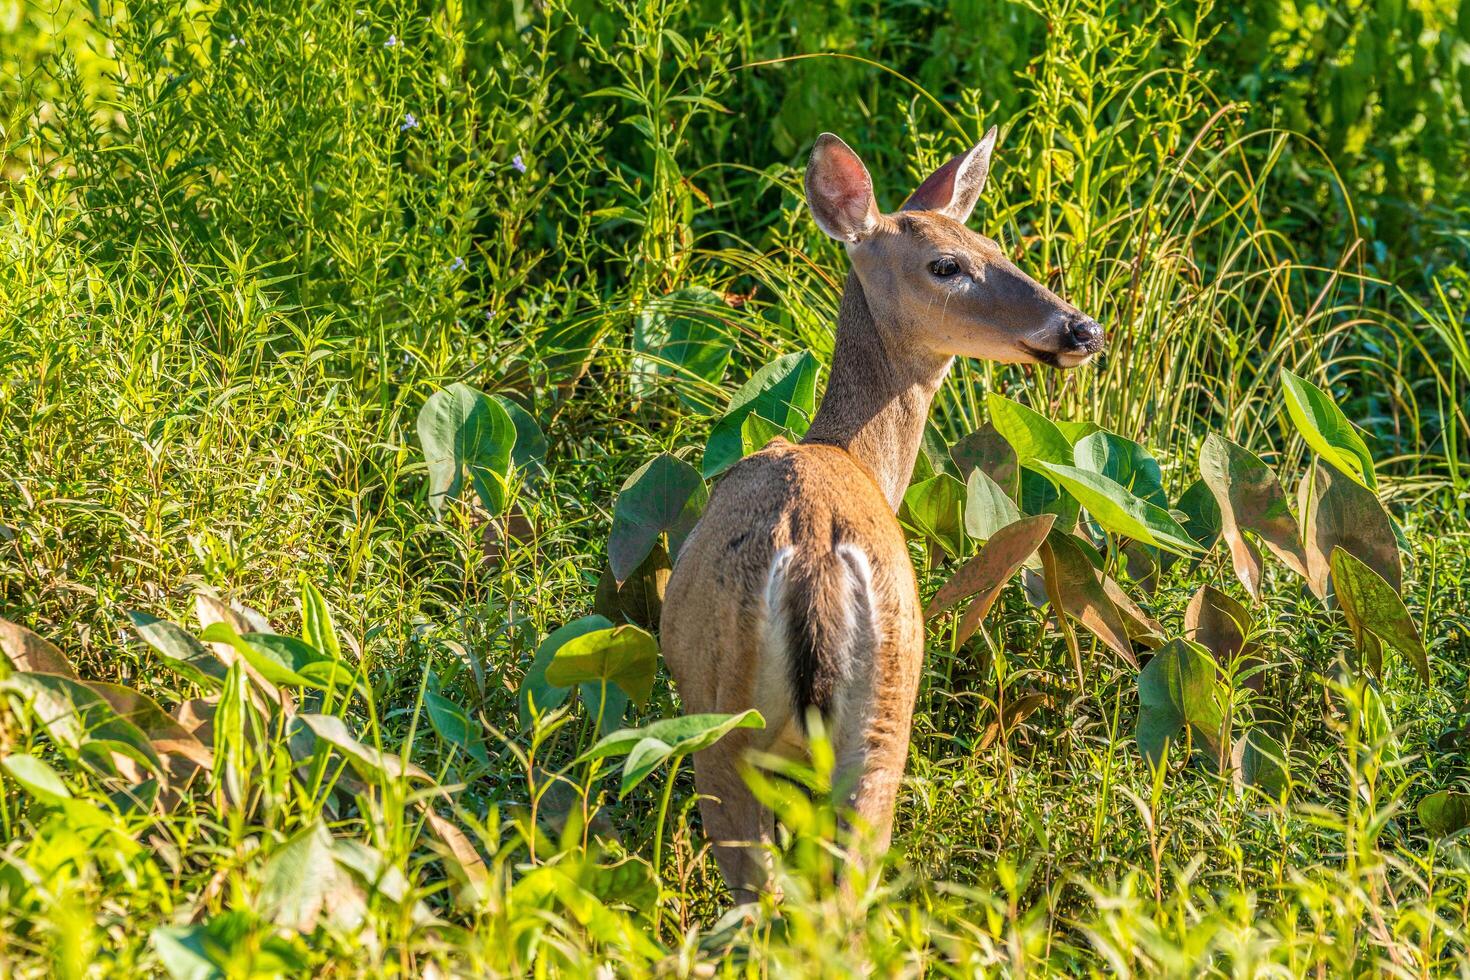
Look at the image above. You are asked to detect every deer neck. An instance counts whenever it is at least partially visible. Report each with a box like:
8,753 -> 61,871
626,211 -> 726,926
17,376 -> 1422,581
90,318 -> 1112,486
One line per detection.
802,270 -> 953,510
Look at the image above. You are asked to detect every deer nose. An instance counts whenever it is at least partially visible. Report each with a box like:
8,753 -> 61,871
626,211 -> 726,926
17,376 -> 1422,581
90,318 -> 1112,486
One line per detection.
1065,316 -> 1105,351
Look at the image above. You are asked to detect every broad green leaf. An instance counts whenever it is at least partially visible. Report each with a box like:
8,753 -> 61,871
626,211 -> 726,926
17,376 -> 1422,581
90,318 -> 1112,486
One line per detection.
914,422 -> 956,483
596,544 -> 671,631
1330,547 -> 1429,683
128,611 -> 226,690
298,578 -> 343,663
417,382 -> 516,517
964,468 -> 1023,543
1038,531 -> 1134,664
950,423 -> 1019,499
607,453 -> 707,584
0,617 -> 76,678
901,473 -> 967,558
331,839 -> 434,924
509,864 -> 663,962
153,911 -> 306,980
986,393 -> 1073,468
518,615 -> 614,729
1073,431 -> 1166,506
1055,420 -> 1103,444
1175,479 -> 1222,551
1033,462 -> 1201,556
2,752 -> 71,802
3,754 -> 117,828
425,691 -> 489,766
1020,469 -> 1080,532
1239,729 -> 1289,798
293,713 -> 433,783
577,709 -> 765,797
1419,791 -> 1470,837
632,286 -> 733,413
1,672 -> 164,777
928,514 -> 1054,619
1199,434 -> 1309,599
259,819 -> 365,932
740,412 -> 794,457
704,352 -> 818,478
1136,639 -> 1228,769
200,623 -> 351,690
1280,369 -> 1376,489
1300,462 -> 1401,598
495,395 -> 548,478
545,625 -> 660,707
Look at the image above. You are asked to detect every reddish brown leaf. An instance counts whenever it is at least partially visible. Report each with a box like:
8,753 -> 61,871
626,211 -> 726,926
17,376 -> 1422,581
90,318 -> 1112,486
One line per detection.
978,692 -> 1049,750
0,617 -> 76,678
1104,577 -> 1165,649
1039,531 -> 1136,665
1300,462 -> 1401,598
1184,584 -> 1262,691
1199,434 -> 1309,599
927,514 -> 1055,620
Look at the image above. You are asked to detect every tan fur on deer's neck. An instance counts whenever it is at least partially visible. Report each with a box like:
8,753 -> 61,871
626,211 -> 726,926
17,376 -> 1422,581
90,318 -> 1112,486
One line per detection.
802,270 -> 953,510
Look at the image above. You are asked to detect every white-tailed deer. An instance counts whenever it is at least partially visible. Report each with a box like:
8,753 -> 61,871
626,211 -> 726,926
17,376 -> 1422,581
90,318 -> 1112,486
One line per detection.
660,129 -> 1104,903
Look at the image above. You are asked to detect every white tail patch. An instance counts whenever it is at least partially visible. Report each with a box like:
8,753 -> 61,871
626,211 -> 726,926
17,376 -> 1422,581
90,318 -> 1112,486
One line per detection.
760,546 -> 796,664
833,543 -> 879,673
758,543 -> 879,733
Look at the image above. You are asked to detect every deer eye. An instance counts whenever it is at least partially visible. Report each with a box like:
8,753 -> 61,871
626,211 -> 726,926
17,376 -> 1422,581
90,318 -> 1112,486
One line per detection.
928,257 -> 960,278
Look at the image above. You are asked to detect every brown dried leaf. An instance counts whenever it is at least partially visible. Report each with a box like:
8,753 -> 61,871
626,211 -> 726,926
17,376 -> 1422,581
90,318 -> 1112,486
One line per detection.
175,697 -> 218,740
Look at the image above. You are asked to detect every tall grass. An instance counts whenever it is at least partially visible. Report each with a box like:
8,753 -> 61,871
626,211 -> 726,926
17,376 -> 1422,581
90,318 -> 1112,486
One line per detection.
1,0 -> 1468,975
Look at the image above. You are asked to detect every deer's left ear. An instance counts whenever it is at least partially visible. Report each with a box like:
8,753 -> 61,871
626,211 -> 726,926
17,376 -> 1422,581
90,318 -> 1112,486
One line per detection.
900,127 -> 998,224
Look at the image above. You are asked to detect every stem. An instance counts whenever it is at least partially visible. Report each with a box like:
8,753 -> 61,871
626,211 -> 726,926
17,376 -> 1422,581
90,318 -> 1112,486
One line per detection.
653,754 -> 680,878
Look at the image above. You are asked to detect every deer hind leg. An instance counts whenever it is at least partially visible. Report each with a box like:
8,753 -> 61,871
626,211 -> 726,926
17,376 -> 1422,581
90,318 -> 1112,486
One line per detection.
692,735 -> 777,905
823,551 -> 922,875
690,558 -> 802,906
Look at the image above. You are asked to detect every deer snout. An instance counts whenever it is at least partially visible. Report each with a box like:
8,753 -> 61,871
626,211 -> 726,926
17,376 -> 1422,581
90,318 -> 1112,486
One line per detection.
1062,313 -> 1105,354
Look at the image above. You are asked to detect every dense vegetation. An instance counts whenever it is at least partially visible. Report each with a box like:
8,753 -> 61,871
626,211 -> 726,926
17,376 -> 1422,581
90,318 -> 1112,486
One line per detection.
2,0 -> 1468,974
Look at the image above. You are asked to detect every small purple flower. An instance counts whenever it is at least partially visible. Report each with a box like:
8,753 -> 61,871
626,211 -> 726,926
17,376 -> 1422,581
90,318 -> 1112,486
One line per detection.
228,33 -> 244,47
511,153 -> 527,174
385,34 -> 400,48
449,256 -> 466,272
484,309 -> 495,321
400,113 -> 419,132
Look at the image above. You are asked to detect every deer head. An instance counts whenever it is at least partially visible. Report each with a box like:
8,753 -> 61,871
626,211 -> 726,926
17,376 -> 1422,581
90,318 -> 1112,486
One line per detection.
804,129 -> 1105,368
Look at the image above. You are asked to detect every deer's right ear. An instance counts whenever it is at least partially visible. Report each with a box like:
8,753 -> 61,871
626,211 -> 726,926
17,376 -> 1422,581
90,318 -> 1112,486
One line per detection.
805,134 -> 879,244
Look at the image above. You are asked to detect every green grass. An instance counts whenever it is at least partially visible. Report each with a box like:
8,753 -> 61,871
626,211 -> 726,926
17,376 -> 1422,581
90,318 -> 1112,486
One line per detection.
2,0 -> 1470,975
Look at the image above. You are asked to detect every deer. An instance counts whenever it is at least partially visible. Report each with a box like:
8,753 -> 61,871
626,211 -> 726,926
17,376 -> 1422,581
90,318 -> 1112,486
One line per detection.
659,128 -> 1105,904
